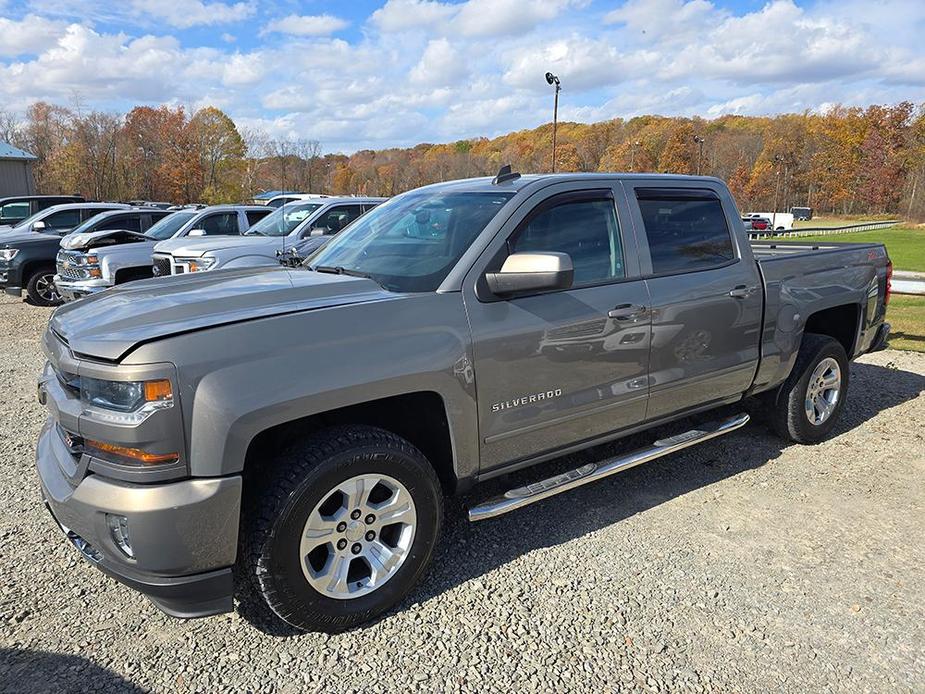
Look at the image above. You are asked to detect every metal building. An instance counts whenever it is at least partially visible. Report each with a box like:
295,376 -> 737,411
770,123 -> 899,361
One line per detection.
0,141 -> 37,196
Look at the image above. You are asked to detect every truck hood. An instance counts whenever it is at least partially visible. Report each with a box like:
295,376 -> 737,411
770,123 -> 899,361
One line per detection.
154,235 -> 281,257
60,228 -> 150,251
49,266 -> 392,361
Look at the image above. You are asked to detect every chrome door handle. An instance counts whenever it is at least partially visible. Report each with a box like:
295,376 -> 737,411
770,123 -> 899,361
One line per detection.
728,285 -> 758,299
608,304 -> 648,321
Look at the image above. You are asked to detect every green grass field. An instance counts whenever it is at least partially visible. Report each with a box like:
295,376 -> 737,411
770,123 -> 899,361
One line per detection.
887,295 -> 925,353
791,226 -> 925,272
792,214 -> 898,229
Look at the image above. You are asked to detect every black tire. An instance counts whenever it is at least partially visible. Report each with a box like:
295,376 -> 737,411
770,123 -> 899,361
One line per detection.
25,266 -> 63,306
241,425 -> 443,633
769,333 -> 849,444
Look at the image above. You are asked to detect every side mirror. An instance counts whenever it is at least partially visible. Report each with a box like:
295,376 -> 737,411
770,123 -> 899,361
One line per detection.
485,252 -> 573,296
188,228 -> 206,237
32,220 -> 46,231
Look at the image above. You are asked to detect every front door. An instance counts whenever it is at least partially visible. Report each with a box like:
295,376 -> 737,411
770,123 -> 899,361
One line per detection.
625,183 -> 762,419
464,184 -> 652,473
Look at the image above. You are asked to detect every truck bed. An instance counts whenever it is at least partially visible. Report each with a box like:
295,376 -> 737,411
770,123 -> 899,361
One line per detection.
748,239 -> 890,393
750,239 -> 883,260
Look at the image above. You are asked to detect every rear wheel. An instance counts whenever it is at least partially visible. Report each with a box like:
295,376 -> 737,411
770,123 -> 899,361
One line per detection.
26,266 -> 62,306
769,333 -> 849,443
242,425 -> 442,633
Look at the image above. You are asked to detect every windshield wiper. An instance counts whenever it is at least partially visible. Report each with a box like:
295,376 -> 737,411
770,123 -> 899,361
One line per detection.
311,265 -> 384,287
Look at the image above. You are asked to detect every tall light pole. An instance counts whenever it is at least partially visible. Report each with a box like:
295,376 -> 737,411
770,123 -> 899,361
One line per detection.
772,154 -> 785,229
630,141 -> 641,171
545,72 -> 561,173
693,135 -> 705,176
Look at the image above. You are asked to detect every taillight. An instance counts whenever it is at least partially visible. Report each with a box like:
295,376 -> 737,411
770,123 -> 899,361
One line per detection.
885,260 -> 893,306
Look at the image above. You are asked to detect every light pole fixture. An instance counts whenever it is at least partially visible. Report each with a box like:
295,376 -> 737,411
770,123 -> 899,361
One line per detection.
693,135 -> 705,175
545,72 -> 561,173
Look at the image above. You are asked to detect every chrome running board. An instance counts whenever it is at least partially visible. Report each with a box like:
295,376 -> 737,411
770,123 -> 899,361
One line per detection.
467,413 -> 749,522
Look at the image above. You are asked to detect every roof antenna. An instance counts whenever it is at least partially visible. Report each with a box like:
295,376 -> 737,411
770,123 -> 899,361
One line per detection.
492,164 -> 521,185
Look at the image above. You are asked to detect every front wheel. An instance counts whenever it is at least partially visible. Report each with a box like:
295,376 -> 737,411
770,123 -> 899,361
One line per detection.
769,333 -> 849,444
242,425 -> 443,633
26,267 -> 63,306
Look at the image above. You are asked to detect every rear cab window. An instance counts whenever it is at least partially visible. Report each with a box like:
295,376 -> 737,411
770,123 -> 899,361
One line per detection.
634,188 -> 735,275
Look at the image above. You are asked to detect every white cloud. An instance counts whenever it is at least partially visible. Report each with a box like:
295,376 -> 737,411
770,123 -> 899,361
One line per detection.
369,0 -> 457,33
128,0 -> 254,28
409,39 -> 467,86
370,0 -> 585,37
262,14 -> 350,37
0,14 -> 69,56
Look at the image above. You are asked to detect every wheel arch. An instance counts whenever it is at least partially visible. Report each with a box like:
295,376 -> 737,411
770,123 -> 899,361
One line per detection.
241,391 -> 461,495
802,303 -> 862,358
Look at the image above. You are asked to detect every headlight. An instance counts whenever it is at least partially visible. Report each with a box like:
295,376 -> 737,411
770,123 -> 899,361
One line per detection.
80,377 -> 173,425
74,254 -> 99,267
0,248 -> 18,261
179,256 -> 215,272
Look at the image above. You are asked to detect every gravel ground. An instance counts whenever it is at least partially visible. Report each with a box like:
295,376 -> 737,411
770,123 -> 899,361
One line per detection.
1,294 -> 923,693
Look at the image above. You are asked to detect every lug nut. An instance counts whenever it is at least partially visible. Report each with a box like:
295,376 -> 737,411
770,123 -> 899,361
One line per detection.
365,531 -> 375,541
336,522 -> 347,532
351,543 -> 362,555
337,539 -> 347,550
365,514 -> 375,525
351,509 -> 361,520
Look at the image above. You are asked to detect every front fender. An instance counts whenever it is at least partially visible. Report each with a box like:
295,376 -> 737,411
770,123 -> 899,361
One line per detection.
125,292 -> 479,482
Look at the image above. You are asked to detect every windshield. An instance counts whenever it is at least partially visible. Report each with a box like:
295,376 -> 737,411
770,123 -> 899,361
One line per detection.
245,202 -> 322,237
145,211 -> 195,240
306,191 -> 514,292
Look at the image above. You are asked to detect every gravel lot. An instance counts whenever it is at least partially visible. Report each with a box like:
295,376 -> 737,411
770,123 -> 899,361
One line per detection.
1,294 -> 923,693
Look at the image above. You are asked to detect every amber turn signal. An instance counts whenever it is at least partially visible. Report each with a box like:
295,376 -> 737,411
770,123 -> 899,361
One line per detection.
143,379 -> 173,401
85,439 -> 178,466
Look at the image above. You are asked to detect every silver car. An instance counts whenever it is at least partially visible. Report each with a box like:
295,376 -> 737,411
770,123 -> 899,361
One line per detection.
152,197 -> 384,275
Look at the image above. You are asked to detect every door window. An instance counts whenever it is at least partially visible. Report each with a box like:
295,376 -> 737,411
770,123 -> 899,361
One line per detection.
636,191 -> 735,275
0,201 -> 30,223
43,209 -> 82,230
312,205 -> 364,235
511,196 -> 624,286
199,213 -> 239,235
246,209 -> 272,226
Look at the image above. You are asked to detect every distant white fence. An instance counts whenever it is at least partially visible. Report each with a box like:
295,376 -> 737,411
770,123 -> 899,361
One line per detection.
749,220 -> 900,240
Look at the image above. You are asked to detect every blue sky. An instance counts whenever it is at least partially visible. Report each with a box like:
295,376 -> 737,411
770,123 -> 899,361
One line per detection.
0,0 -> 923,153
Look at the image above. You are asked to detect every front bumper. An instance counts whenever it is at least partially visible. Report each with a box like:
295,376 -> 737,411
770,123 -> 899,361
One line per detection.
36,419 -> 242,618
5,286 -> 21,297
53,275 -> 111,302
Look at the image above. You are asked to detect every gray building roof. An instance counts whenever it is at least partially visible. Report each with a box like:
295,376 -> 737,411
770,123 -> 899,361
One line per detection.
0,141 -> 37,161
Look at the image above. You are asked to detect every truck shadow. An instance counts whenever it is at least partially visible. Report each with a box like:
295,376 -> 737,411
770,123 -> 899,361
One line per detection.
410,359 -> 925,612
0,648 -> 144,693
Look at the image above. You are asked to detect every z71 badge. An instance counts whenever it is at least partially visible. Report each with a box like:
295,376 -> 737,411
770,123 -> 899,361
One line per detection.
491,388 -> 562,413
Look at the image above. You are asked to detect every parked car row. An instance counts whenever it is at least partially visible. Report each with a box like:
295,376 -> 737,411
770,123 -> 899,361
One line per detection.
0,196 -> 384,305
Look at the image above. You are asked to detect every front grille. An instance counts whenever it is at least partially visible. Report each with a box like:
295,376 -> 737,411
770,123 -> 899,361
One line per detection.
57,250 -> 88,279
152,256 -> 171,277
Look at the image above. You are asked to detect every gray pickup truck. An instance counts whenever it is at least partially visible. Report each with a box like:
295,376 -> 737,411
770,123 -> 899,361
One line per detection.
36,172 -> 891,633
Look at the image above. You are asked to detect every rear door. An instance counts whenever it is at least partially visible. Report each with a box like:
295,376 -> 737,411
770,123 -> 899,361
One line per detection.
624,182 -> 762,419
464,182 -> 652,473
